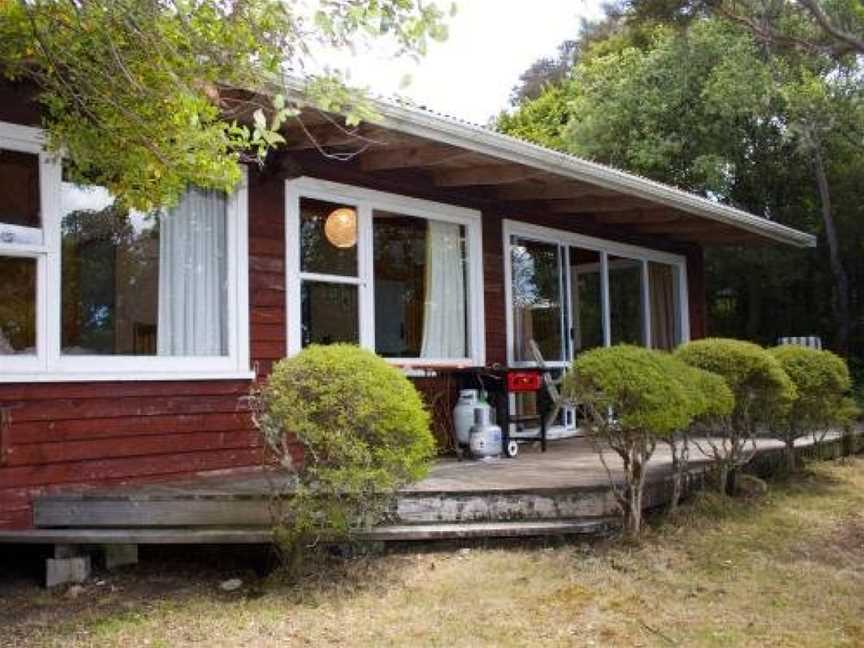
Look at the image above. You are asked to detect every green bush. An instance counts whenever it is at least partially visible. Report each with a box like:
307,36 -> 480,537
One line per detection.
253,344 -> 435,564
563,345 -> 696,536
566,345 -> 694,435
676,338 -> 796,427
768,345 -> 854,469
676,338 -> 795,492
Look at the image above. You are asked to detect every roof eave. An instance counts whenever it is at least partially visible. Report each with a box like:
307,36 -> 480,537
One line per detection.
279,78 -> 816,248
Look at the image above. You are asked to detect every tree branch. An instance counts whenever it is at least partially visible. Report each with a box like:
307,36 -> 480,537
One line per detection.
797,0 -> 864,55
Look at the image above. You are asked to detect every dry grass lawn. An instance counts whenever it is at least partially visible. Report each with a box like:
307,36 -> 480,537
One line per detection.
4,458 -> 864,647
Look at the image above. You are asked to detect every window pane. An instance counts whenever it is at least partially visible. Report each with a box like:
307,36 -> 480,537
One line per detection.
61,180 -> 228,356
373,211 -> 468,359
609,256 -> 644,345
0,149 -> 41,244
300,198 -> 358,277
0,256 -> 37,355
649,261 -> 681,350
570,247 -> 604,353
511,238 -> 564,362
301,281 -> 359,347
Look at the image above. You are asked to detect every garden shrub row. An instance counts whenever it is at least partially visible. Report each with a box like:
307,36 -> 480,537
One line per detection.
252,339 -> 857,551
562,337 -> 857,537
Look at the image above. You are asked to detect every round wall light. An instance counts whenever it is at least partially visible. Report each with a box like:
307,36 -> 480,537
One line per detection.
324,207 -> 357,248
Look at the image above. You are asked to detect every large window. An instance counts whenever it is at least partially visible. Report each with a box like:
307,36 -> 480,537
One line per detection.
0,121 -> 250,381
286,178 -> 484,366
60,177 -> 229,357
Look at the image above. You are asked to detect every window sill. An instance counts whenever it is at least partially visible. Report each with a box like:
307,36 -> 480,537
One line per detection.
0,370 -> 257,384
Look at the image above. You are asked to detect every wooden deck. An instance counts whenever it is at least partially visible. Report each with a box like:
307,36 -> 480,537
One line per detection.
0,430 -> 856,545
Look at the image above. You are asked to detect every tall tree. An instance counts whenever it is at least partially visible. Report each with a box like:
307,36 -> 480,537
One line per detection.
0,0 -> 452,210
498,15 -> 864,362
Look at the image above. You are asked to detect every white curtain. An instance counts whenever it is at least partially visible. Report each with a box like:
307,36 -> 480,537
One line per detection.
420,220 -> 466,358
157,188 -> 227,356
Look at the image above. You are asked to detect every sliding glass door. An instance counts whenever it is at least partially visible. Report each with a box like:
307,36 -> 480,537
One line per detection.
505,221 -> 689,437
508,237 -> 607,437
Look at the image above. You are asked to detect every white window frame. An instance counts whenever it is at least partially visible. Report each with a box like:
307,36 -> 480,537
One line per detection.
503,219 -> 690,368
285,177 -> 486,368
0,120 -> 252,382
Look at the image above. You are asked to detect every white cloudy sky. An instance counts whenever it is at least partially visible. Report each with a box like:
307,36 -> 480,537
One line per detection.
317,0 -> 605,125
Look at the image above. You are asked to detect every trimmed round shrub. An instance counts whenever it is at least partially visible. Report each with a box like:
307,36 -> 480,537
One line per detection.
676,338 -> 796,429
258,343 -> 434,487
565,344 -> 694,436
563,345 -> 697,535
254,344 -> 435,553
768,345 -> 855,468
769,345 -> 851,427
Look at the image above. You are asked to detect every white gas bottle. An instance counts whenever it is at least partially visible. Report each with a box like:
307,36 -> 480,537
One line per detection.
453,389 -> 491,446
469,407 -> 502,459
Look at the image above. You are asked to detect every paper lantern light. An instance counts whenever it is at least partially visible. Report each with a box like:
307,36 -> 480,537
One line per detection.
324,207 -> 357,248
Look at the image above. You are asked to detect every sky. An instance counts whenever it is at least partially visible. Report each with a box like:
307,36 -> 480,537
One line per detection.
324,0 -> 606,125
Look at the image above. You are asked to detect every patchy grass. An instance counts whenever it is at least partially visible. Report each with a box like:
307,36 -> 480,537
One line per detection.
5,459 -> 864,647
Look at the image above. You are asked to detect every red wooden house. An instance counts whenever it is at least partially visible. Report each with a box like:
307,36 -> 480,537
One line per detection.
0,81 -> 814,530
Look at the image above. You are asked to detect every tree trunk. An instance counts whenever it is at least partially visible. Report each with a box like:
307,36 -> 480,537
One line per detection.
727,466 -> 738,496
784,438 -> 797,474
626,455 -> 645,538
670,443 -> 682,514
812,143 -> 850,356
668,436 -> 689,513
717,463 -> 730,496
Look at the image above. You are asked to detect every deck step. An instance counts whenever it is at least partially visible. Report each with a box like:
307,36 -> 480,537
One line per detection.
34,487 -> 622,528
362,518 -> 618,541
395,488 -> 617,523
0,517 -> 619,545
34,497 -> 273,528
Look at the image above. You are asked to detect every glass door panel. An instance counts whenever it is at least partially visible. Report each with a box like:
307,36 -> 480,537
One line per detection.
609,255 -> 645,345
569,247 -> 604,355
648,261 -> 682,350
508,237 -> 584,438
510,237 -> 566,364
